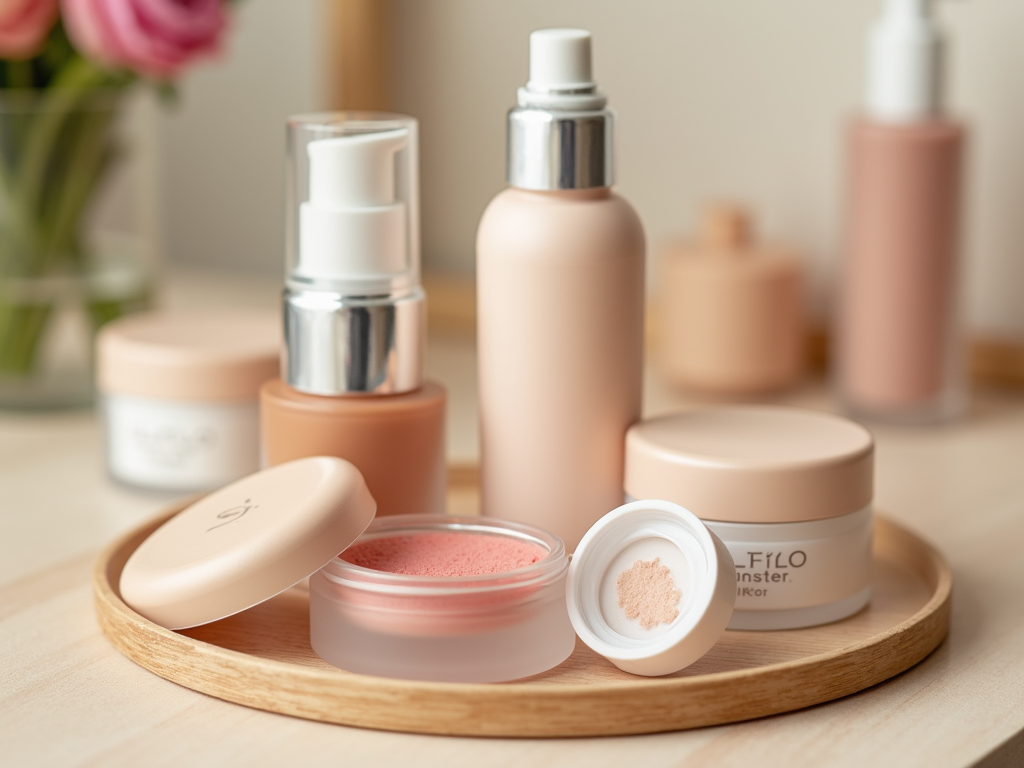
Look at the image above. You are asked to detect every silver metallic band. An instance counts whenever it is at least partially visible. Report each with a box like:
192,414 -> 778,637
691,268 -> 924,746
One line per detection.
283,286 -> 424,396
507,106 -> 614,190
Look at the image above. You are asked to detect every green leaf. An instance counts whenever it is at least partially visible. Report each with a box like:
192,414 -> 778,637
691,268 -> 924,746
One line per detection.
154,81 -> 179,105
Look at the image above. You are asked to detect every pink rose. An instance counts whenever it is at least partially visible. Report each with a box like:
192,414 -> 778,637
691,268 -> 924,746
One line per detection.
0,0 -> 59,59
62,0 -> 227,79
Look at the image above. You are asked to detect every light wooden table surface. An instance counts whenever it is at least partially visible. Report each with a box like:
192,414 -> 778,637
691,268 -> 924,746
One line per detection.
2,270 -> 1023,768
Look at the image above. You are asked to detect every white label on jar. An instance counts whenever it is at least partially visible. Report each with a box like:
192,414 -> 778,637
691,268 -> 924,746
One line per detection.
704,509 -> 873,611
105,394 -> 259,491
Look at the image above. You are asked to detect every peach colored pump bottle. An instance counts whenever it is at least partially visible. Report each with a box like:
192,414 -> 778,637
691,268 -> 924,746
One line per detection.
260,113 -> 446,517
836,0 -> 966,422
476,30 -> 645,551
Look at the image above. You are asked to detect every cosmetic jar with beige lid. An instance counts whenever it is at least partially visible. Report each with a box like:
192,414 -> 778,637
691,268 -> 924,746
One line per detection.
119,457 -> 739,682
625,406 -> 874,631
97,310 -> 279,492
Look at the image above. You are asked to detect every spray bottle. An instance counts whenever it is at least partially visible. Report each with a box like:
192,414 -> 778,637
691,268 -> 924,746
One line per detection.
476,29 -> 646,551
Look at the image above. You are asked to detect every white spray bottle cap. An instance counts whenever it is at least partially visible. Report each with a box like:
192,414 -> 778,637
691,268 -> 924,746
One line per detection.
296,128 -> 411,293
518,28 -> 606,110
866,0 -> 945,121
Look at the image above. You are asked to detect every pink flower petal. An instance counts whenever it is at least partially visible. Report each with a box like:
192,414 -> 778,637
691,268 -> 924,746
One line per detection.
131,0 -> 224,42
62,0 -> 228,78
0,0 -> 58,59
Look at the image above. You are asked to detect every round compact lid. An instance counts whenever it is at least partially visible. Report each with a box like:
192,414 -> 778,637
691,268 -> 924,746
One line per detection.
97,310 -> 281,401
625,406 -> 874,523
566,500 -> 735,677
120,457 -> 376,630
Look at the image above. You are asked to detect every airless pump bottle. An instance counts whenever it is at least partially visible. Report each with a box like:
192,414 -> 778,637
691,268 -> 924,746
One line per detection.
836,0 -> 966,422
476,29 -> 646,552
261,114 -> 446,517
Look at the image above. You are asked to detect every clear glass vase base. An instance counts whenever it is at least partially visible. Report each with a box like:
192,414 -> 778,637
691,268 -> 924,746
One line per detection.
0,261 -> 150,410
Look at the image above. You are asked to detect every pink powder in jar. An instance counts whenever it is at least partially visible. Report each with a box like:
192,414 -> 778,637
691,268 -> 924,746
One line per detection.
319,524 -> 565,638
341,532 -> 547,577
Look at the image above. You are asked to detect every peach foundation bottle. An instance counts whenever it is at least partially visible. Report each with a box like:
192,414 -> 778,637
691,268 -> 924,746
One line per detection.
260,113 -> 446,517
836,0 -> 966,422
660,204 -> 804,394
476,29 -> 646,552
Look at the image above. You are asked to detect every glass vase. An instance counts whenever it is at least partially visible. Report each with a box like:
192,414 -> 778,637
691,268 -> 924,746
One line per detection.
0,88 -> 156,409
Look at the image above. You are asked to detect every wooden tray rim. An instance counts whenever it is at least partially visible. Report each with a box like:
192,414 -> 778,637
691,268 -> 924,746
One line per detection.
93,506 -> 952,736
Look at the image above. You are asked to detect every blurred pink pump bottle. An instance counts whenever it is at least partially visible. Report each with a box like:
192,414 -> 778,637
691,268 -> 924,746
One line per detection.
476,29 -> 646,552
836,0 -> 966,423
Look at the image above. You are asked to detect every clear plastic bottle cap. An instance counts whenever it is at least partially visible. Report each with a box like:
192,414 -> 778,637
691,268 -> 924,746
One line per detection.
285,113 -> 420,296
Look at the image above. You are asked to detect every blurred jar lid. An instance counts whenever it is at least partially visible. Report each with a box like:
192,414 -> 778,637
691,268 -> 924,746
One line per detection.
97,310 -> 280,401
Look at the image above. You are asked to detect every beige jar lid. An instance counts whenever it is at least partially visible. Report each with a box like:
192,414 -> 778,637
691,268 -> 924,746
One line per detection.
120,457 -> 377,629
97,310 -> 280,401
625,406 -> 873,523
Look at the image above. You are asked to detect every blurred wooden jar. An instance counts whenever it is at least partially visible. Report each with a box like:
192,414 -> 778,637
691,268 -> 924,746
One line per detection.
659,204 -> 805,394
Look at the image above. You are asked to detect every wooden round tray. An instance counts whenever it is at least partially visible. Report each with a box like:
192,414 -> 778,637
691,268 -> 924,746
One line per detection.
94,495 -> 951,738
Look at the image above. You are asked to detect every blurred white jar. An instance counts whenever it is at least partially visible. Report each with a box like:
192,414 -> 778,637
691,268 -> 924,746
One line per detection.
97,311 -> 279,492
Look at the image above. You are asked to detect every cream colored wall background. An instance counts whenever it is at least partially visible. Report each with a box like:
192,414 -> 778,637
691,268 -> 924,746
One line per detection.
157,0 -> 326,277
160,0 -> 1024,336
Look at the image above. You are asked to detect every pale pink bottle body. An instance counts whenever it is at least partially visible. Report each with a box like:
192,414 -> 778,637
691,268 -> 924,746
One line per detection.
836,118 -> 966,422
476,187 -> 645,551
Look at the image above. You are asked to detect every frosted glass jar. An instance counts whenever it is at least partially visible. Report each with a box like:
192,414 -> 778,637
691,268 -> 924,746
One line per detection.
310,515 -> 575,682
97,311 -> 279,492
625,406 -> 874,631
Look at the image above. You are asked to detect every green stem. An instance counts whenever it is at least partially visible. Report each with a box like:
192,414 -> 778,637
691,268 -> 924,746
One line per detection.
6,60 -> 35,90
41,98 -> 121,269
0,56 -> 131,378
0,303 -> 52,375
16,57 -> 110,257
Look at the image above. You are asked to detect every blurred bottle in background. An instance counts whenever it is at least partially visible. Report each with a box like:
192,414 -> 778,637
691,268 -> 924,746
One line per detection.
836,0 -> 966,423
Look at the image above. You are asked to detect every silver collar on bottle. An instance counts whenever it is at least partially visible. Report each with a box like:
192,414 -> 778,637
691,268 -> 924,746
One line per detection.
507,105 -> 614,190
282,286 -> 424,396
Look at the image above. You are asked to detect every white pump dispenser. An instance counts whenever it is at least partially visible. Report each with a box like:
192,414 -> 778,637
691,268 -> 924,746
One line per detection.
265,112 -> 446,521
297,129 -> 410,294
282,113 -> 423,396
517,28 -> 606,111
508,29 -> 613,190
866,0 -> 944,122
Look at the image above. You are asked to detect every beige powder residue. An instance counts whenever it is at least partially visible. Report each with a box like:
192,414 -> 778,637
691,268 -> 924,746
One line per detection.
616,557 -> 682,629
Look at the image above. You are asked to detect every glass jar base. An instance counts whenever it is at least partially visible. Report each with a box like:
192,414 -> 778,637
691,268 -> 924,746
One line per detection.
836,377 -> 968,426
310,576 -> 576,683
0,371 -> 94,410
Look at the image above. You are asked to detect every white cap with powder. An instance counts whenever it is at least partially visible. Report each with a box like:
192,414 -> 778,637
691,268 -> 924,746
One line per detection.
566,499 -> 736,677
